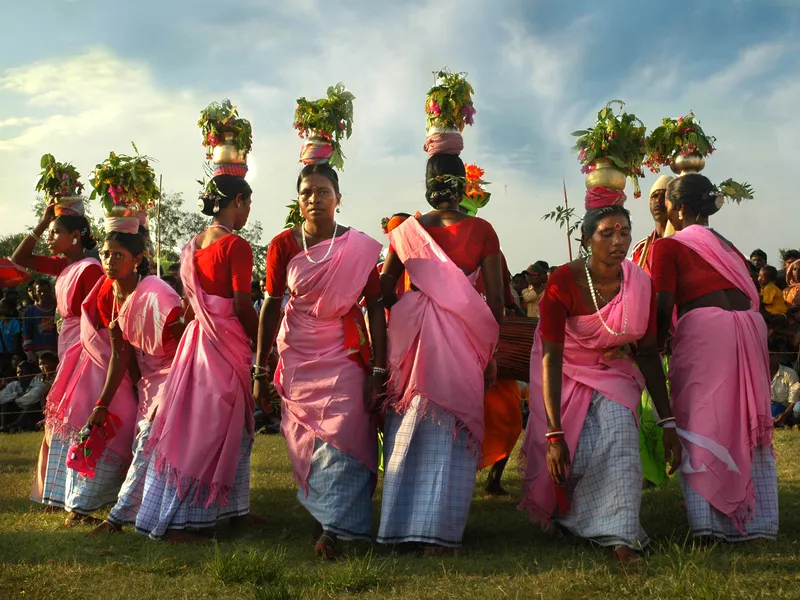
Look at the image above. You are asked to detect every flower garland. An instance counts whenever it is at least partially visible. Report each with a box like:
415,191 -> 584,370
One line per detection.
89,143 -> 160,214
198,99 -> 253,160
644,112 -> 716,173
425,69 -> 475,132
572,100 -> 647,198
36,154 -> 84,200
293,83 -> 355,170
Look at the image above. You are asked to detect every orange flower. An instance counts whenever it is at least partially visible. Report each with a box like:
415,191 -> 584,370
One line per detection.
465,164 -> 484,182
465,163 -> 487,199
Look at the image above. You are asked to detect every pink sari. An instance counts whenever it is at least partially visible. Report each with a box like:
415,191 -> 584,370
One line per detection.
668,226 -> 772,531
46,277 -> 138,462
116,276 -> 181,420
276,229 -> 383,492
386,218 -> 499,445
146,237 -> 254,508
519,261 -> 652,525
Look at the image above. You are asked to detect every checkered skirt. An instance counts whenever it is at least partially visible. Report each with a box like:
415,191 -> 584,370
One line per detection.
555,392 -> 650,551
108,419 -> 152,526
35,431 -> 70,508
298,438 -> 374,541
64,449 -> 128,515
134,429 -> 252,540
377,397 -> 479,548
680,445 -> 779,541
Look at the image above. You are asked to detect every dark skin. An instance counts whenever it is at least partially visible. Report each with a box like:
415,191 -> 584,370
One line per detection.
26,283 -> 56,362
12,201 -> 86,268
380,199 -> 505,389
649,189 -> 668,237
543,215 -> 682,492
656,197 -> 751,349
253,173 -> 388,558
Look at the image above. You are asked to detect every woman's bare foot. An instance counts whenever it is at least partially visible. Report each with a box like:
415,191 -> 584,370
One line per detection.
64,512 -> 103,528
613,545 -> 641,565
423,545 -> 457,557
314,532 -> 337,560
163,529 -> 208,543
88,520 -> 122,536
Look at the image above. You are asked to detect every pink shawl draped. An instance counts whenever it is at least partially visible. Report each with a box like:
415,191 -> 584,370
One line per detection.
146,236 -> 254,508
386,217 -> 499,445
275,229 -> 382,492
116,276 -> 181,420
519,260 -> 652,525
45,277 -> 138,462
668,225 -> 772,531
54,257 -> 102,359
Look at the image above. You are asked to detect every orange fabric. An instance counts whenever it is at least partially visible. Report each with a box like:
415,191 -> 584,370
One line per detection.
479,378 -> 523,470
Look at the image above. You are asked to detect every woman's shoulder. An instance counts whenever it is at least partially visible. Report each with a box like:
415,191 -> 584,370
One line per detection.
268,228 -> 296,248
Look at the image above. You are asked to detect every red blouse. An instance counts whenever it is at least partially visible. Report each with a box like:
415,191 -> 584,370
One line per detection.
265,229 -> 380,299
651,238 -> 746,307
539,265 -> 657,344
96,277 -> 180,342
194,234 -> 253,298
29,255 -> 104,316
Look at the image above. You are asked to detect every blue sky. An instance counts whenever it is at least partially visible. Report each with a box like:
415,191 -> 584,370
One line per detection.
2,0 -> 799,270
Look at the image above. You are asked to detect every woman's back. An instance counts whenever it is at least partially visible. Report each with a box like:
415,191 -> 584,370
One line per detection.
415,213 -> 500,274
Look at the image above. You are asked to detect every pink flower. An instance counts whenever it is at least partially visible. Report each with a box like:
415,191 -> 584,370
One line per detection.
428,100 -> 441,116
338,121 -> 345,131
206,132 -> 220,147
461,104 -> 476,126
61,173 -> 70,180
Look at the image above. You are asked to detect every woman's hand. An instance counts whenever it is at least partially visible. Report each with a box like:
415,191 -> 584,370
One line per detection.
546,439 -> 571,486
662,428 -> 683,475
86,406 -> 108,429
41,201 -> 56,226
484,358 -> 498,391
365,374 -> 387,413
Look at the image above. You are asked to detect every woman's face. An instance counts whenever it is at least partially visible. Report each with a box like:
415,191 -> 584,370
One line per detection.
586,214 -> 632,266
46,220 -> 77,255
298,173 -> 340,224
100,239 -> 139,281
790,261 -> 800,282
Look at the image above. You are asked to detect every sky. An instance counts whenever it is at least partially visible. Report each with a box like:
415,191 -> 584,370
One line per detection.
1,0 -> 799,273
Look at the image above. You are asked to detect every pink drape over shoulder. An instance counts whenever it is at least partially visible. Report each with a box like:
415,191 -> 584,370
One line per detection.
275,229 -> 382,493
519,260 -> 652,525
146,237 -> 254,508
117,275 -> 181,420
385,217 -> 499,445
46,277 -> 138,462
55,257 -> 102,359
668,226 -> 772,531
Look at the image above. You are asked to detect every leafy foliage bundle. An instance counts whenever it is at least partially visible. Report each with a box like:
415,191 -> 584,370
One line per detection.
89,143 -> 160,214
35,154 -> 84,200
293,83 -> 354,170
644,112 -> 716,172
571,100 -> 647,198
425,69 -> 475,132
198,99 -> 254,160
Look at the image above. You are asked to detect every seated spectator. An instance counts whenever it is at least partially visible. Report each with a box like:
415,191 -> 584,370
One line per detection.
770,347 -> 800,427
0,298 -> 22,377
22,279 -> 58,361
0,360 -> 40,430
760,266 -> 789,316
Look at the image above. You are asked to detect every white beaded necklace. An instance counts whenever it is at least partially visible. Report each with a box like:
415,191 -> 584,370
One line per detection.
302,221 -> 338,264
584,258 -> 627,337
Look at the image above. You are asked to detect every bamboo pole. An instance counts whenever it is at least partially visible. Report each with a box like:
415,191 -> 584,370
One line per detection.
562,177 -> 573,261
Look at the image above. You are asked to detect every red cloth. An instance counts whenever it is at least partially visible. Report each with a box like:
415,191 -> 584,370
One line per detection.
29,255 -> 104,316
389,217 -> 501,274
651,237 -> 746,308
265,228 -> 380,299
194,234 -> 253,298
631,231 -> 659,275
539,264 -> 657,344
96,277 -> 180,342
584,186 -> 626,210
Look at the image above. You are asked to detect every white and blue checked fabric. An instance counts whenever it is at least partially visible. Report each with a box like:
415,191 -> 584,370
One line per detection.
64,449 -> 128,515
108,419 -> 152,526
35,431 -> 70,508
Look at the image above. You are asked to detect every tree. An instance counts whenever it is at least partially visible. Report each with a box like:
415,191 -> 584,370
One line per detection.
237,220 -> 268,280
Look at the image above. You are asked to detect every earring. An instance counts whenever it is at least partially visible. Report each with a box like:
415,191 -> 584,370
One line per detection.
587,246 -> 593,256
72,238 -> 78,246
336,207 -> 341,214
213,202 -> 220,214
678,210 -> 684,221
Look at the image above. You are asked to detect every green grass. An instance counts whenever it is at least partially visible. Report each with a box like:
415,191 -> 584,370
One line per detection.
1,431 -> 799,599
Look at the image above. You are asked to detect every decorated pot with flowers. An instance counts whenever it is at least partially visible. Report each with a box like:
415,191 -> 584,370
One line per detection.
294,83 -> 354,170
89,142 -> 160,217
644,112 -> 715,176
572,101 -> 647,198
425,70 -> 476,135
36,154 -> 86,215
198,99 -> 253,165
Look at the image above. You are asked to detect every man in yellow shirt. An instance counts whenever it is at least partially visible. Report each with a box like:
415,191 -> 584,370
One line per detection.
759,266 -> 789,315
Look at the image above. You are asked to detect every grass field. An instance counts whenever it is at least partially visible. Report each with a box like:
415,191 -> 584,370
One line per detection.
1,431 -> 799,600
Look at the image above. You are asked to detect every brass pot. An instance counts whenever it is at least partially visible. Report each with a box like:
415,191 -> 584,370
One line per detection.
670,152 -> 705,176
212,131 -> 247,165
108,205 -> 136,218
585,157 -> 626,191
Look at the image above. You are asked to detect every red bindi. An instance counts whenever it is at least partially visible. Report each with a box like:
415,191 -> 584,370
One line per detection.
614,223 -> 622,230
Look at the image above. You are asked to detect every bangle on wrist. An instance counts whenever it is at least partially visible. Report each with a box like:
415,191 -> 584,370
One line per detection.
545,430 -> 565,439
28,231 -> 41,242
372,367 -> 388,377
657,417 -> 676,427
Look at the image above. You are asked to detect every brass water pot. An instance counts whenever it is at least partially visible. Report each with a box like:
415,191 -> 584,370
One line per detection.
585,157 -> 626,191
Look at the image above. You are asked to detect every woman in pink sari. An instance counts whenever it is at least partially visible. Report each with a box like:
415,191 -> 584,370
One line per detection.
136,174 -> 260,542
378,153 -> 504,555
85,225 -> 183,534
13,200 -> 104,507
255,163 -> 387,559
652,174 -> 778,541
519,197 -> 681,564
